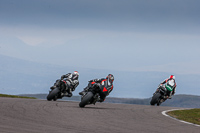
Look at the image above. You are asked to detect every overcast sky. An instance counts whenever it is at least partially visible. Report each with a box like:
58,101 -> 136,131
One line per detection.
1,0 -> 200,74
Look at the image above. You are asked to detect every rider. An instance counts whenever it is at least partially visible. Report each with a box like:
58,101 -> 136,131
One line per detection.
158,75 -> 177,99
51,71 -> 79,97
79,74 -> 114,102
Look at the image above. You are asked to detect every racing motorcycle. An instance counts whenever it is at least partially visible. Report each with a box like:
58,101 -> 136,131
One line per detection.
47,79 -> 70,101
79,80 -> 111,108
150,84 -> 172,106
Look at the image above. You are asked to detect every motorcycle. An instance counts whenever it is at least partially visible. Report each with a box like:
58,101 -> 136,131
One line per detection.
47,79 -> 70,101
150,84 -> 172,106
79,80 -> 110,108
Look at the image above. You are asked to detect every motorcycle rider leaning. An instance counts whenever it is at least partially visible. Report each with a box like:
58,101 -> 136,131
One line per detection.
79,74 -> 114,102
51,71 -> 79,97
156,75 -> 177,99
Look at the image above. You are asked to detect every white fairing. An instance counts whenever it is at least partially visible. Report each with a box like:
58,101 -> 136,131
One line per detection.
168,80 -> 175,86
68,74 -> 72,78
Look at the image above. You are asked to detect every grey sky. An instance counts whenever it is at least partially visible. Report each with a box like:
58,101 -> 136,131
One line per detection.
1,0 -> 200,74
1,0 -> 200,32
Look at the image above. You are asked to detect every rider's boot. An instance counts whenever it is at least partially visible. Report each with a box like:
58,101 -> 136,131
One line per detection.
79,87 -> 89,95
79,91 -> 85,95
64,88 -> 73,97
65,92 -> 72,97
168,94 -> 172,99
168,91 -> 173,99
98,98 -> 104,103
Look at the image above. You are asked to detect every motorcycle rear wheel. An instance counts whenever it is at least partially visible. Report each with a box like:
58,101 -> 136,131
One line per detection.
79,92 -> 94,108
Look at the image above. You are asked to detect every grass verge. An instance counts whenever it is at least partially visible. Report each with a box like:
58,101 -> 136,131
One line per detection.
167,109 -> 200,125
0,94 -> 36,99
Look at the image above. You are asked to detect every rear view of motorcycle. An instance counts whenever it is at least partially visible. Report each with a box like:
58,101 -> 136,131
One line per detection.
150,84 -> 172,106
47,79 -> 69,101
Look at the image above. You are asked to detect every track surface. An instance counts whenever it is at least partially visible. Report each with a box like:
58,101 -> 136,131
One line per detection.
0,97 -> 199,133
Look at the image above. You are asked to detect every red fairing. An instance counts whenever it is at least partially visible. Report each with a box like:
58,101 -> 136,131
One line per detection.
103,87 -> 108,92
91,82 -> 96,84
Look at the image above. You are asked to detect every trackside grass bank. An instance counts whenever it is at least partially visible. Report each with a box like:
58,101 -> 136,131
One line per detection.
167,109 -> 200,125
0,94 -> 36,99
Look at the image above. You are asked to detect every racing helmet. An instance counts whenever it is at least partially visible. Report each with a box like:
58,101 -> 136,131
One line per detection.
107,74 -> 114,83
169,75 -> 175,80
73,71 -> 79,77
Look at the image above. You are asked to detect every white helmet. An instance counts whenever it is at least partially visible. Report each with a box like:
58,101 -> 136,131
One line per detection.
73,71 -> 79,76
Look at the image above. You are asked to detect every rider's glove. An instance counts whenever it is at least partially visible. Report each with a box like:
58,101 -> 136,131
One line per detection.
88,79 -> 93,82
158,84 -> 162,87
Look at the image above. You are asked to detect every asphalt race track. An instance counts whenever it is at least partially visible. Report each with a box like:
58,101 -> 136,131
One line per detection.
0,97 -> 199,133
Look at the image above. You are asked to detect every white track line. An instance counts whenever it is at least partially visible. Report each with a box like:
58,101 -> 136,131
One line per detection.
162,109 -> 200,127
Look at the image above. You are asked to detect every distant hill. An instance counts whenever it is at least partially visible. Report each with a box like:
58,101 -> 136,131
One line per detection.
106,94 -> 200,108
19,94 -> 200,108
161,94 -> 200,108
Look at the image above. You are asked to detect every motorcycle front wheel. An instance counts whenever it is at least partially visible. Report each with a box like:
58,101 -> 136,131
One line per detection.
47,88 -> 60,101
150,93 -> 161,106
79,92 -> 94,108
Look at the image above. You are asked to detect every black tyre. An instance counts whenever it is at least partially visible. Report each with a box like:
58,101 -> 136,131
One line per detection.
150,93 -> 161,105
47,88 -> 60,101
53,96 -> 58,101
79,92 -> 94,108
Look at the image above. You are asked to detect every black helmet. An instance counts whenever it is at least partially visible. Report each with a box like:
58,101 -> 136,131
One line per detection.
107,74 -> 114,83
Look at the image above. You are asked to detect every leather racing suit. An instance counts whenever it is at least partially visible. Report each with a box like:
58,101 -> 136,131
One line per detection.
60,73 -> 79,97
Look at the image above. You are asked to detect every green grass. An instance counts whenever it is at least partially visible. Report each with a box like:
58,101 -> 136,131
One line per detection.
0,94 -> 36,99
167,109 -> 200,125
